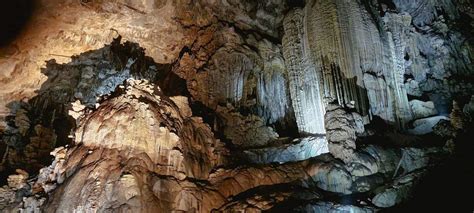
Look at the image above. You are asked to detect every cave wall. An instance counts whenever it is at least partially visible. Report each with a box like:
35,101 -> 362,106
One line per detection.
1,0 -> 472,143
0,0 -> 473,212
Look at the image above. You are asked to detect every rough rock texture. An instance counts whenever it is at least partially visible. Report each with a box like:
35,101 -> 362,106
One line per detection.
242,136 -> 328,164
408,115 -> 449,135
301,0 -> 472,129
372,170 -> 425,208
324,104 -> 359,163
409,100 -> 438,119
0,0 -> 472,212
296,202 -> 376,213
0,60 -> 445,211
282,8 -> 326,135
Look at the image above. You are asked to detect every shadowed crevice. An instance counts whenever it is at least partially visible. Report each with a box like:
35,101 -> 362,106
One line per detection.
0,0 -> 35,47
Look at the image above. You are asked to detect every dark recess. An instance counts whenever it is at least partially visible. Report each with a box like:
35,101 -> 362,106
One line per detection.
376,0 -> 396,16
0,0 -> 35,46
286,0 -> 305,8
385,123 -> 474,212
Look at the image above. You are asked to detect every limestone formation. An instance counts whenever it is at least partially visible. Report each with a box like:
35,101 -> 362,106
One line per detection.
297,202 -> 376,213
0,0 -> 472,212
324,104 -> 358,163
242,136 -> 328,164
409,100 -> 438,119
282,8 -> 326,135
408,116 -> 449,135
372,170 -> 426,208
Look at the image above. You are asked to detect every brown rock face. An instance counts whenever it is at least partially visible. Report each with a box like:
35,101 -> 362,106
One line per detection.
38,78 -> 225,211
32,78 -> 354,212
0,0 -> 473,212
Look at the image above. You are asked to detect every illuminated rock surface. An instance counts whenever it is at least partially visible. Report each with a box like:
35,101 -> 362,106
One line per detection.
0,0 -> 473,212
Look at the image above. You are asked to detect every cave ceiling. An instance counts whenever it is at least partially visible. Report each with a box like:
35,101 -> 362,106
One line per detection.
0,0 -> 473,212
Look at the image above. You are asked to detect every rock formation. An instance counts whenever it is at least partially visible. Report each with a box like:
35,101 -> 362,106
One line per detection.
0,0 -> 473,212
282,8 -> 326,135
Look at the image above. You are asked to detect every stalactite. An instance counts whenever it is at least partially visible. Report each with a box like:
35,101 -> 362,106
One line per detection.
305,0 -> 387,84
207,50 -> 251,106
364,73 -> 394,122
382,13 -> 414,128
282,8 -> 326,135
255,40 -> 293,125
304,0 -> 414,128
195,41 -> 294,129
305,0 -> 381,116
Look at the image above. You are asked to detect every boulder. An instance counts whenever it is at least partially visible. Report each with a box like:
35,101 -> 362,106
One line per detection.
298,201 -> 376,213
372,171 -> 424,208
242,136 -> 328,164
309,162 -> 353,194
0,187 -> 16,210
7,169 -> 29,190
353,174 -> 385,193
408,116 -> 449,135
362,145 -> 400,174
347,152 -> 379,177
405,79 -> 423,97
463,95 -> 474,117
372,186 -> 410,208
409,100 -> 438,119
433,119 -> 456,137
400,147 -> 441,173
